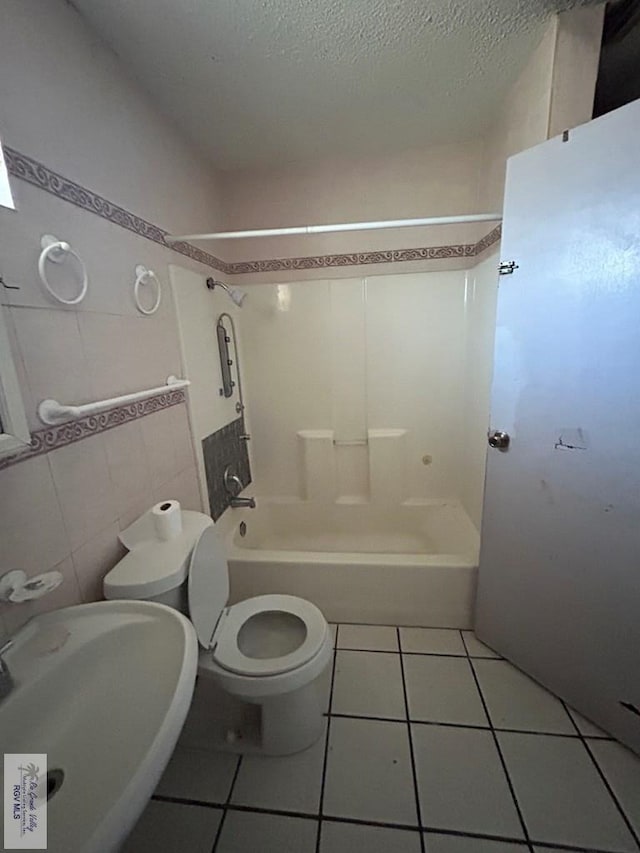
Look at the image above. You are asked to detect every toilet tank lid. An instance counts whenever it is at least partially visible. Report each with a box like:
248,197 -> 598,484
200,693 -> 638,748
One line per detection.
104,511 -> 213,600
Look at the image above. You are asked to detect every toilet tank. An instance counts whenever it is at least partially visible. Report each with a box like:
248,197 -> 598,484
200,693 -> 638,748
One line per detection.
103,510 -> 213,610
147,583 -> 189,614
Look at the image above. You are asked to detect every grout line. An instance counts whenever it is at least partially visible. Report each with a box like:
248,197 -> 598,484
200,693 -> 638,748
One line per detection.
335,646 -> 400,654
320,812 -> 418,833
460,629 -> 472,656
460,636 -> 609,744
562,700 -> 640,851
211,754 -> 244,853
563,704 -> 613,742
224,802 -> 320,822
410,720 -> 586,739
460,629 -> 503,660
328,711 -> 594,738
315,625 -> 339,853
426,826 -> 618,853
465,636 -> 535,853
152,794 -> 620,852
335,621 -> 463,629
153,793 -> 226,809
321,813 -> 422,835
420,826 -> 531,847
329,711 -> 408,723
397,628 -> 426,853
530,840 -> 623,853
336,645 -> 499,659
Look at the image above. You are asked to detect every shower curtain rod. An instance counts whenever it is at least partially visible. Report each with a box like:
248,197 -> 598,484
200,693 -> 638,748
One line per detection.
165,212 -> 502,243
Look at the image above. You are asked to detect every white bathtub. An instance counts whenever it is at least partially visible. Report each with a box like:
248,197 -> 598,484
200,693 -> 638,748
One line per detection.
226,500 -> 479,628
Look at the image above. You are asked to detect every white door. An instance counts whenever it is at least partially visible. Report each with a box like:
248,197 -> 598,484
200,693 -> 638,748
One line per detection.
475,99 -> 640,754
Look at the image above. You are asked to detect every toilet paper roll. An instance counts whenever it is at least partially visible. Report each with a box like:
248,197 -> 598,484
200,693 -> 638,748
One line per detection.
151,499 -> 182,541
9,570 -> 63,603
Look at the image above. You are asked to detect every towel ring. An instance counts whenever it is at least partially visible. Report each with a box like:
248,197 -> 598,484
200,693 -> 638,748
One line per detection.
133,265 -> 162,315
38,234 -> 88,306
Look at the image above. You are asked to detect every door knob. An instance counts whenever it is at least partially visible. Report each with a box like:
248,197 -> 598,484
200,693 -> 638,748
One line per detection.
488,430 -> 510,451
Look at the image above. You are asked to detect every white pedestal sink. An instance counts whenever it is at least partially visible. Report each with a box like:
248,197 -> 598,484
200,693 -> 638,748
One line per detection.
0,600 -> 198,852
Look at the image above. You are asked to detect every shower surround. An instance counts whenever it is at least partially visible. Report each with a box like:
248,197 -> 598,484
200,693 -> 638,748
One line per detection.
224,257 -> 498,626
240,264 -> 497,519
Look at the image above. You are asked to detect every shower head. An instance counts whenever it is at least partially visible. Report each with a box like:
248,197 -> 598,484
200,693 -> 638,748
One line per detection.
206,277 -> 247,307
228,287 -> 246,306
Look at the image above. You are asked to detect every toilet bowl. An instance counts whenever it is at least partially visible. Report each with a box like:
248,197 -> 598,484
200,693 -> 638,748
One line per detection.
104,512 -> 332,755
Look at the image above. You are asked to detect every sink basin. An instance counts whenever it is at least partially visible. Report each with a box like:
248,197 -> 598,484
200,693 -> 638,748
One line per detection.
0,600 -> 198,852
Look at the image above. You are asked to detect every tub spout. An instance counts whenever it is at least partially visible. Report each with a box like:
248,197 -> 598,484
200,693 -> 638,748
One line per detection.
230,495 -> 256,509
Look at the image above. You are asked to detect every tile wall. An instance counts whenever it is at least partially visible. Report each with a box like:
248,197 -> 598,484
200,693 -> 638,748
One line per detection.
202,417 -> 252,521
0,0 -> 223,641
0,180 -> 211,645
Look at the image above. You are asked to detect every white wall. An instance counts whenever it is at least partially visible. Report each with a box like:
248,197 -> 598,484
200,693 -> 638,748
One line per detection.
0,0 -> 222,233
0,0 -> 223,641
219,142 -> 484,269
240,270 -> 471,508
479,6 -> 604,213
549,6 -> 605,140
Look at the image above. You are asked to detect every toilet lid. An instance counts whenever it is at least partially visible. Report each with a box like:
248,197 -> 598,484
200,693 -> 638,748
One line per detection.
212,594 -> 328,676
188,525 -> 229,648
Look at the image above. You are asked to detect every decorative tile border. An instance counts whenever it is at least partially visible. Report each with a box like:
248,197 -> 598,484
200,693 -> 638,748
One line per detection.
226,241 -> 478,275
227,224 -> 503,274
5,146 -> 501,277
0,388 -> 186,471
4,146 -> 230,274
473,224 -> 502,256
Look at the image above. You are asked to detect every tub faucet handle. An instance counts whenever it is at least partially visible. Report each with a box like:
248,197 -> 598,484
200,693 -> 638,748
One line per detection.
223,466 -> 243,495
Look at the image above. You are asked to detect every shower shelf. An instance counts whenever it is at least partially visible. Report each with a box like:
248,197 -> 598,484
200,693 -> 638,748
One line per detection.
333,438 -> 368,446
37,375 -> 190,425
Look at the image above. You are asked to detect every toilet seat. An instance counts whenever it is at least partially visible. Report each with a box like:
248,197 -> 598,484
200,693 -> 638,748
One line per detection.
186,526 -> 329,681
212,594 -> 327,677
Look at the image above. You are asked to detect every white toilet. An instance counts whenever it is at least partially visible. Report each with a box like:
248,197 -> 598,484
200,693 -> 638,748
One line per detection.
103,511 -> 332,755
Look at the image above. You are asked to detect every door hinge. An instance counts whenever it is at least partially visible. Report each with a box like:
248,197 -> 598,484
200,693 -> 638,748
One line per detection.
498,261 -> 519,276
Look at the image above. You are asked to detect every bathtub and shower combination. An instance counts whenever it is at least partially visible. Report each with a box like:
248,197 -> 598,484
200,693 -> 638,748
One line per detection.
226,500 -> 479,628
209,287 -> 480,630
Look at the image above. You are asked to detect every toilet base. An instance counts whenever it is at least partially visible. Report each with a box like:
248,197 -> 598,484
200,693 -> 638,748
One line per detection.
179,673 -> 326,756
260,680 -> 325,755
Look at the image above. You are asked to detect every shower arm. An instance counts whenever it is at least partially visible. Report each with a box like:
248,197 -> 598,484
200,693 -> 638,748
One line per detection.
217,311 -> 247,422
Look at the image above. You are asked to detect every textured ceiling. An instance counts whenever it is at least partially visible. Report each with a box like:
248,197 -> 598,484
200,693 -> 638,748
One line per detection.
71,0 -> 598,171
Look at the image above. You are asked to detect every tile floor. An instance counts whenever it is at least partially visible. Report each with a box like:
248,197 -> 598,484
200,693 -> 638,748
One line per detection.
124,625 -> 640,853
